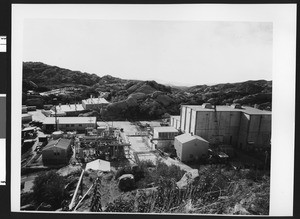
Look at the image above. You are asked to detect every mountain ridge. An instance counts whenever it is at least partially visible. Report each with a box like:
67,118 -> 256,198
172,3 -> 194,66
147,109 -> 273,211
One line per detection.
22,62 -> 272,120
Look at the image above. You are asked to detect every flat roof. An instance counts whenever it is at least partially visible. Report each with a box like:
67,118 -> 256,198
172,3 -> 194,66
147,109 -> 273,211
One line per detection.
153,126 -> 178,133
56,104 -> 84,112
43,117 -> 97,125
170,115 -> 180,120
182,105 -> 271,115
22,126 -> 36,132
43,138 -> 71,150
82,98 -> 109,105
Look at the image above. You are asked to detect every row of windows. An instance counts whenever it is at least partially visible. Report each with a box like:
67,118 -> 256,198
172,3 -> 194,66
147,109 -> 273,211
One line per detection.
65,124 -> 82,127
158,132 -> 178,139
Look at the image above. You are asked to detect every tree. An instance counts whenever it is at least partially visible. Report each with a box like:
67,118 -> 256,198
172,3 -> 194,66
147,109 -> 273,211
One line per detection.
32,170 -> 67,210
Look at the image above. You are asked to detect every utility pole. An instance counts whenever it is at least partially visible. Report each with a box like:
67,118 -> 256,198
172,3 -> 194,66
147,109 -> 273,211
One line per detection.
53,98 -> 58,131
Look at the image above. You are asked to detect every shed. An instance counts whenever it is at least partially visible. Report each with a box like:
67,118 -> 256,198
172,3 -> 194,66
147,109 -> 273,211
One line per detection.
174,133 -> 209,162
42,138 -> 73,165
85,159 -> 111,172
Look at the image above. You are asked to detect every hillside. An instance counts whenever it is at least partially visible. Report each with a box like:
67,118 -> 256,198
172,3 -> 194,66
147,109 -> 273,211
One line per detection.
22,62 -> 272,120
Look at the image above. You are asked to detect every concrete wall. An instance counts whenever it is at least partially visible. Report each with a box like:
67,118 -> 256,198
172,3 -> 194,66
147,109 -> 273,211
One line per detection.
172,118 -> 180,130
238,114 -> 271,150
180,106 -> 186,132
170,117 -> 180,130
190,110 -> 197,135
193,111 -> 240,146
174,138 -> 183,159
184,107 -> 192,133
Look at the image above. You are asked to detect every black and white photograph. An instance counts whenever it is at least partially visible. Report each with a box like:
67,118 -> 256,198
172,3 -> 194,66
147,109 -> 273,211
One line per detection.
11,4 -> 296,216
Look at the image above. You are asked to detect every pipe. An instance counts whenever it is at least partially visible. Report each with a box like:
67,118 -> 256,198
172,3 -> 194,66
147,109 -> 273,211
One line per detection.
68,169 -> 85,210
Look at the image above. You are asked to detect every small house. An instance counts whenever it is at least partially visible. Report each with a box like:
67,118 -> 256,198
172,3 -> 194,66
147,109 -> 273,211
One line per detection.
174,133 -> 209,162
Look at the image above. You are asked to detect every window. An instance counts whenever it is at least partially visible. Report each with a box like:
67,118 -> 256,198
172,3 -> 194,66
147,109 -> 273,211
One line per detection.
66,124 -> 69,127
71,124 -> 75,127
79,124 -> 82,127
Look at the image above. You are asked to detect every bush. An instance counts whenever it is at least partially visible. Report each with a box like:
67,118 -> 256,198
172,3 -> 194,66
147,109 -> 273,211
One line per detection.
32,170 -> 67,209
156,161 -> 185,182
115,165 -> 132,180
118,174 -> 136,192
105,197 -> 135,212
21,192 -> 34,206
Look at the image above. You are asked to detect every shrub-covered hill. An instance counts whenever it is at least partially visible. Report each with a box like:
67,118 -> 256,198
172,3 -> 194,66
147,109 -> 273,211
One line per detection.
22,62 -> 272,120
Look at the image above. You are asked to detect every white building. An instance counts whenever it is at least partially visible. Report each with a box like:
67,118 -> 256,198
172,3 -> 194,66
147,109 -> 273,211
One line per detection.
152,126 -> 179,149
82,97 -> 109,110
170,115 -> 180,130
53,104 -> 85,116
174,133 -> 209,162
42,117 -> 97,133
177,103 -> 271,150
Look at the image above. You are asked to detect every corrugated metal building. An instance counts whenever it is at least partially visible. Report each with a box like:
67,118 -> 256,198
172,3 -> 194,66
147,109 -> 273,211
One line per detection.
42,138 -> 73,165
54,104 -> 86,116
42,117 -> 97,133
82,97 -> 109,110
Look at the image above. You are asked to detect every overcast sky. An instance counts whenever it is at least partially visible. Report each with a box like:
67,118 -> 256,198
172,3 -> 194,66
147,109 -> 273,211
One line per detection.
23,19 -> 272,86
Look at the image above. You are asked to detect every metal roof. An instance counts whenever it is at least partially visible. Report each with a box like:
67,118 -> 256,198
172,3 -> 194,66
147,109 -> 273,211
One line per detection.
182,105 -> 271,115
55,104 -> 84,112
82,98 -> 109,105
43,138 -> 71,150
43,117 -> 97,125
153,126 -> 179,133
175,133 -> 208,143
85,159 -> 111,172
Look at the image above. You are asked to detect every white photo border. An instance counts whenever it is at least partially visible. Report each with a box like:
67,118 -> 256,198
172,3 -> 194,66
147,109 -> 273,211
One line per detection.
11,4 -> 296,216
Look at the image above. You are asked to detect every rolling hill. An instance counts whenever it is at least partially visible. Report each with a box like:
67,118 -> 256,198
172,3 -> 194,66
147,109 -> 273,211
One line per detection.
22,62 -> 272,120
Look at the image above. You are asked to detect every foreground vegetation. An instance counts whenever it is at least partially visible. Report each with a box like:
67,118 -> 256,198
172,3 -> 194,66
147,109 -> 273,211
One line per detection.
95,162 -> 270,215
21,160 -> 269,215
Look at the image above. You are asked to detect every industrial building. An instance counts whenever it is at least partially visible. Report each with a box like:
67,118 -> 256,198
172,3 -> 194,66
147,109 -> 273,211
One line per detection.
42,117 -> 97,133
82,96 -> 109,110
42,138 -> 73,165
174,133 -> 209,162
151,126 -> 179,149
170,116 -> 181,130
22,113 -> 32,124
177,103 -> 271,150
53,104 -> 86,116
